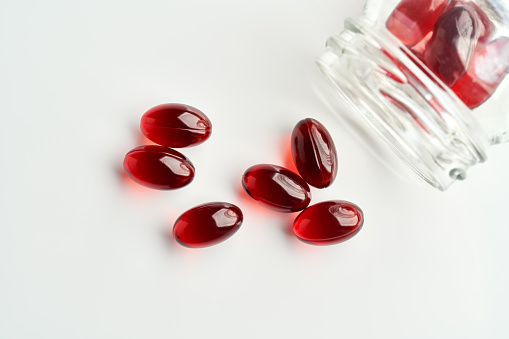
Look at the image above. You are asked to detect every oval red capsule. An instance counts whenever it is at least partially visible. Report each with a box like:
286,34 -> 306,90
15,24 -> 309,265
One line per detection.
242,164 -> 311,213
123,145 -> 195,190
386,0 -> 448,47
291,118 -> 338,188
451,37 -> 509,108
140,103 -> 212,148
173,202 -> 243,248
446,0 -> 494,45
423,6 -> 479,87
293,200 -> 364,245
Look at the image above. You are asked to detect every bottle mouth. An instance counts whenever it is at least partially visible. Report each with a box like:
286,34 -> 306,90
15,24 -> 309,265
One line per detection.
316,18 -> 489,191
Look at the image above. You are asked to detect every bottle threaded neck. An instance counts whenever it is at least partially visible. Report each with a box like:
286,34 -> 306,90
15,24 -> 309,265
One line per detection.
317,18 -> 489,190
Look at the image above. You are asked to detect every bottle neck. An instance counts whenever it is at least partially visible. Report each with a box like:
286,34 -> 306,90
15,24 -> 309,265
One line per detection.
317,18 -> 490,191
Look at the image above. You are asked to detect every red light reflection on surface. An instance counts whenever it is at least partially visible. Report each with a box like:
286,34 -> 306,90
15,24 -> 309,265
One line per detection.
137,132 -> 157,146
118,164 -> 147,191
236,182 -> 274,216
282,134 -> 299,175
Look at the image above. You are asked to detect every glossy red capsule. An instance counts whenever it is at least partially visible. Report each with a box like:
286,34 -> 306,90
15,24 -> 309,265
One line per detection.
242,164 -> 311,213
446,0 -> 494,46
140,103 -> 212,148
173,202 -> 243,248
423,5 -> 480,87
291,118 -> 338,188
386,0 -> 448,47
293,200 -> 364,245
452,37 -> 509,108
123,145 -> 195,190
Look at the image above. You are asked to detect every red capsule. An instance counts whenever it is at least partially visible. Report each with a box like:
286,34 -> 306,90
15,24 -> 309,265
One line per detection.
140,103 -> 212,148
293,200 -> 364,245
123,145 -> 194,190
173,202 -> 243,248
291,118 -> 338,188
452,37 -> 509,108
242,164 -> 311,213
386,0 -> 448,47
446,0 -> 494,46
422,5 -> 480,87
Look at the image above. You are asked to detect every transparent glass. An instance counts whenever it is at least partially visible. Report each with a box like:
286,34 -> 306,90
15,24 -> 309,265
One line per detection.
317,0 -> 509,190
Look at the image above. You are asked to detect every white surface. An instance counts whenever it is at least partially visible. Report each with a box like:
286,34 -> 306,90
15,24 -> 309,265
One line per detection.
1,1 -> 509,338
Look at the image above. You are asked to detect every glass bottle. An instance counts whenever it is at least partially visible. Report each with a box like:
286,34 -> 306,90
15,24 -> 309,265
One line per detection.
317,0 -> 509,190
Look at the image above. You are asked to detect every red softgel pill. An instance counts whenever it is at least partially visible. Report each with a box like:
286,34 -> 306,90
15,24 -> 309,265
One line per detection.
140,103 -> 212,148
422,5 -> 480,87
293,200 -> 364,245
446,0 -> 494,46
452,37 -> 509,108
123,145 -> 195,190
386,0 -> 448,47
173,202 -> 243,248
291,118 -> 338,188
242,164 -> 311,213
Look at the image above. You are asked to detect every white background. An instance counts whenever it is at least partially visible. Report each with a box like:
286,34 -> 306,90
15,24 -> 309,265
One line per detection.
1,0 -> 509,338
